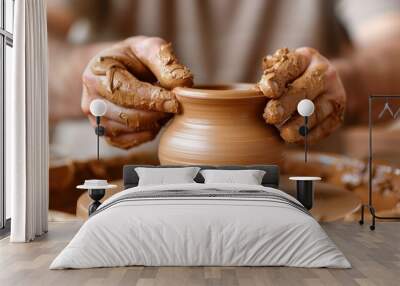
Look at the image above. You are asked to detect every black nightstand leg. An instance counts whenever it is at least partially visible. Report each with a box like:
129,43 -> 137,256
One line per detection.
296,181 -> 314,210
88,189 -> 105,216
359,204 -> 365,225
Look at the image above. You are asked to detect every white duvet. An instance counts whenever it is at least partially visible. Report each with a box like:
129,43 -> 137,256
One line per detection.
50,183 -> 350,269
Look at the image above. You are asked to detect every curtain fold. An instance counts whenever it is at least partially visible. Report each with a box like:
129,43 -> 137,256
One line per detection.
8,0 -> 49,242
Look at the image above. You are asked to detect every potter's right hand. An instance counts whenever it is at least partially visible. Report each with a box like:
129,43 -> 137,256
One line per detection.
81,36 -> 193,149
258,48 -> 346,144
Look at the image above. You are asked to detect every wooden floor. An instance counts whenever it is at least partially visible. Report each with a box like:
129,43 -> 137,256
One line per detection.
0,222 -> 399,286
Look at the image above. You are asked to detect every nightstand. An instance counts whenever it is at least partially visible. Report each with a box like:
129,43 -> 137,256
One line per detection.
289,176 -> 321,210
77,180 -> 117,215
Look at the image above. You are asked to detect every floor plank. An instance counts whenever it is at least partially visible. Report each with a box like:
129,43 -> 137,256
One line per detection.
0,222 -> 399,286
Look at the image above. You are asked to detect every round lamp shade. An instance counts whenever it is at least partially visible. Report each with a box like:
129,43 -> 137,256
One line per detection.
90,99 -> 107,117
297,99 -> 315,117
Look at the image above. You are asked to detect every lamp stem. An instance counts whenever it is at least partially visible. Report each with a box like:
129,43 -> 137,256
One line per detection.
96,116 -> 100,161
304,116 -> 308,163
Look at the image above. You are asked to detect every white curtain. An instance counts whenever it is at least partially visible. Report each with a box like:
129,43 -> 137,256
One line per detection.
7,0 -> 49,242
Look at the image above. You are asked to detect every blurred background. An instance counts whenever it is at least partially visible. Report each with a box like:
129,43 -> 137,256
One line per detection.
46,0 -> 400,221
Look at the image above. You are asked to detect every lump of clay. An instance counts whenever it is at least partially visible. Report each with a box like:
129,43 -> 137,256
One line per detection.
258,48 -> 308,99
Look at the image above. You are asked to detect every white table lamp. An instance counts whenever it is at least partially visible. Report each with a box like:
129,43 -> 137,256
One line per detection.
90,99 -> 107,160
297,99 -> 315,162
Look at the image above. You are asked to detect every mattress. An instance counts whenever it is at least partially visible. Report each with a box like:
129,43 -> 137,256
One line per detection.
50,183 -> 350,269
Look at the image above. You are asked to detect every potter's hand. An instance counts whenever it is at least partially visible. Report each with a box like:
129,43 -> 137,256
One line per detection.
258,48 -> 346,143
81,36 -> 193,149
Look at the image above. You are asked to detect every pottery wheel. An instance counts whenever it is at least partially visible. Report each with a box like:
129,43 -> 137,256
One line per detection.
281,176 -> 361,221
77,178 -> 361,222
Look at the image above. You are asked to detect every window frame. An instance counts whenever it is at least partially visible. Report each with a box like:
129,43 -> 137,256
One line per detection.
0,0 -> 14,236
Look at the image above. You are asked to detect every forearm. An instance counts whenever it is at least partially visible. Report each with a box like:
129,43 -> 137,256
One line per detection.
333,13 -> 400,124
352,43 -> 400,94
333,42 -> 400,124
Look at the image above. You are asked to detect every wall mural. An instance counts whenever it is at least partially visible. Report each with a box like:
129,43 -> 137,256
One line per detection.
45,1 -> 400,224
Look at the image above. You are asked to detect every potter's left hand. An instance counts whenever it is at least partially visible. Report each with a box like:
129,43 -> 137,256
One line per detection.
258,48 -> 346,143
81,36 -> 193,149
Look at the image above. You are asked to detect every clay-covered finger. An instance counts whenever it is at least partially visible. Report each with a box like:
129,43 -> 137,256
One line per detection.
263,55 -> 328,125
306,114 -> 343,144
95,97 -> 170,130
279,94 -> 337,143
82,84 -> 170,130
87,66 -> 180,113
90,43 -> 155,83
129,37 -> 193,89
88,115 -> 135,136
88,115 -> 159,137
105,130 -> 159,150
258,48 -> 309,98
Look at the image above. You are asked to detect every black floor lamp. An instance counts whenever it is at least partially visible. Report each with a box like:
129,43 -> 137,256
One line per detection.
288,99 -> 319,210
80,99 -> 109,215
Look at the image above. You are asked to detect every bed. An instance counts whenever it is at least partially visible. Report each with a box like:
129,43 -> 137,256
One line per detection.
50,165 -> 350,269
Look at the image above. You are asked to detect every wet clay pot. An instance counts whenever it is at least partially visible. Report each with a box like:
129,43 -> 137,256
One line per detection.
158,84 -> 284,166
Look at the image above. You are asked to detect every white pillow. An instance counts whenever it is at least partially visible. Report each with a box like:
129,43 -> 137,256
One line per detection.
135,167 -> 201,186
200,169 -> 266,185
